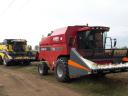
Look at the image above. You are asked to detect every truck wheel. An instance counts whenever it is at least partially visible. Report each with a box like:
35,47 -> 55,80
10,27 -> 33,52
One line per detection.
55,57 -> 70,82
38,62 -> 49,75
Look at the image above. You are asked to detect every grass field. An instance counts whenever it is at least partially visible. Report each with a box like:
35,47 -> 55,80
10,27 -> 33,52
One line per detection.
8,65 -> 128,96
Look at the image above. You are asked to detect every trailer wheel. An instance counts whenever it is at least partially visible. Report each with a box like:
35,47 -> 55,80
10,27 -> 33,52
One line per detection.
38,62 -> 49,75
55,57 -> 69,82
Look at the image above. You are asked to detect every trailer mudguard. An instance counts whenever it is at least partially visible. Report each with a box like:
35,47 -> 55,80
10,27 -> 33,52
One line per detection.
68,48 -> 97,78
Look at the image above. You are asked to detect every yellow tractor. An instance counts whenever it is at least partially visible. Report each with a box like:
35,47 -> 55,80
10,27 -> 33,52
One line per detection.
0,39 -> 35,66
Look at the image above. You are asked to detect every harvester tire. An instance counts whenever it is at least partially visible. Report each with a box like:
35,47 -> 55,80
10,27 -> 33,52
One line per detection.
38,63 -> 48,75
55,57 -> 70,82
0,56 -> 3,65
3,59 -> 9,66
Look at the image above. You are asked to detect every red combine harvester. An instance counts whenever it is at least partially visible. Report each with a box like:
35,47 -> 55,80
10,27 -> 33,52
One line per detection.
38,25 -> 128,82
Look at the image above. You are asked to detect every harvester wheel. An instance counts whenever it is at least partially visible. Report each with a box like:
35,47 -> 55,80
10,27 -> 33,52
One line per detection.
3,58 -> 9,66
38,62 -> 49,75
0,56 -> 3,65
55,57 -> 69,82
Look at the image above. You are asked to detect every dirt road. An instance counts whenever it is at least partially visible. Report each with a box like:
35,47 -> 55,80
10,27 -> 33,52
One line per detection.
0,66 -> 80,96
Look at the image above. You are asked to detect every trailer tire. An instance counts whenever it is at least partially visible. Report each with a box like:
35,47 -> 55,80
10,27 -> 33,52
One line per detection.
55,57 -> 70,82
38,62 -> 48,75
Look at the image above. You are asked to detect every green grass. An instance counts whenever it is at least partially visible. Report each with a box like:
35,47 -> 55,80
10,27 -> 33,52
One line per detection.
8,65 -> 128,96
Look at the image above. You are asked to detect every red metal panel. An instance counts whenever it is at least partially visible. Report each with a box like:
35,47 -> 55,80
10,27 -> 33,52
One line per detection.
38,25 -> 110,70
51,27 -> 68,36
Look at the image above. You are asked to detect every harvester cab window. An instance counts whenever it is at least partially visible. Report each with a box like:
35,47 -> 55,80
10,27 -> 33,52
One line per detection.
95,32 -> 103,49
77,30 -> 103,49
77,31 -> 94,49
13,42 -> 26,52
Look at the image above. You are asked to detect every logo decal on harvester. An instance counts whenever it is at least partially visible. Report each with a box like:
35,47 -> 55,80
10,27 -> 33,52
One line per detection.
40,47 -> 64,51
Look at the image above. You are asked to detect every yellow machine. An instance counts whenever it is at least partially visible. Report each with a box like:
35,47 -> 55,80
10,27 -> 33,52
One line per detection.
0,39 -> 35,66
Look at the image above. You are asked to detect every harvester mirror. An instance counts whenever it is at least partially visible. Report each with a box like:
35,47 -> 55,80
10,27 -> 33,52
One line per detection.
47,31 -> 53,36
48,33 -> 51,36
113,38 -> 117,47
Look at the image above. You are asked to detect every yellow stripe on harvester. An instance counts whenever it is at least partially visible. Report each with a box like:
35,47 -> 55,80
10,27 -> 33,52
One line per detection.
68,60 -> 91,72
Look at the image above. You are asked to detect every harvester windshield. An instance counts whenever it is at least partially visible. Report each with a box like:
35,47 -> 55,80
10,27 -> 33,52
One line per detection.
3,39 -> 27,52
77,29 -> 106,49
13,41 -> 26,52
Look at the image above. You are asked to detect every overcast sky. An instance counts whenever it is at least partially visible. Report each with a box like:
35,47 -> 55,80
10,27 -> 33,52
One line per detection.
0,0 -> 128,48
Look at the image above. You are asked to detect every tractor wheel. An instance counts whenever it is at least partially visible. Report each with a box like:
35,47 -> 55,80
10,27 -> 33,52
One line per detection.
55,57 -> 70,82
38,62 -> 49,75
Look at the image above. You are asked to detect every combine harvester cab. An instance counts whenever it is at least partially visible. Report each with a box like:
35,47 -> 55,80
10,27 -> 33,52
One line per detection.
38,25 -> 128,82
